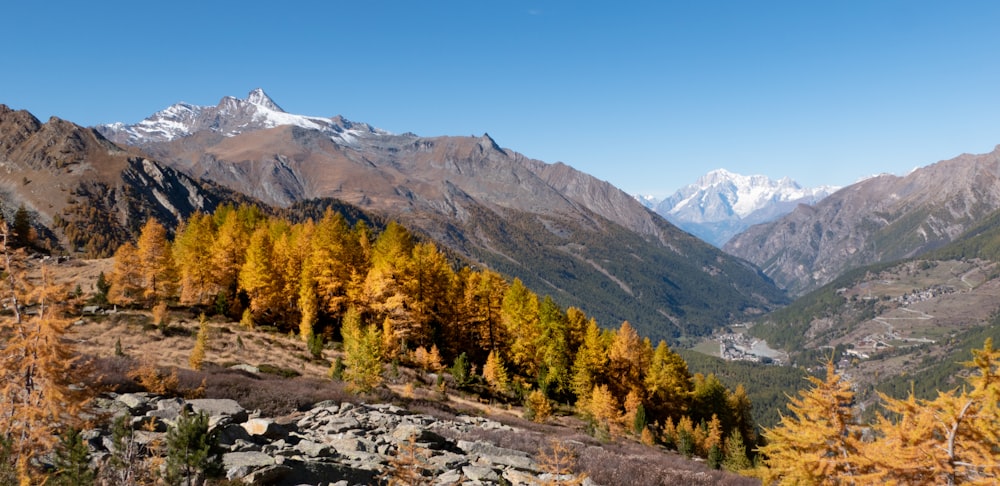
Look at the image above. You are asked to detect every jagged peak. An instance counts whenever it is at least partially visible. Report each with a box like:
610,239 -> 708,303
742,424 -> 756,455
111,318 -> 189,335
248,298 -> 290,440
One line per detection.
478,132 -> 503,152
245,88 -> 284,112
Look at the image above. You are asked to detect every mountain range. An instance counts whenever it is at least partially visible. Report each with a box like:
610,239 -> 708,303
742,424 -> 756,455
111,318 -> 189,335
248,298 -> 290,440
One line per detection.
0,89 -> 790,342
646,169 -> 837,247
725,148 -> 1000,295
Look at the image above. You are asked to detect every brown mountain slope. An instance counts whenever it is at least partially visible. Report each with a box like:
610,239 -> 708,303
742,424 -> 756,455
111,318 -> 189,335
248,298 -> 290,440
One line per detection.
95,92 -> 788,339
0,105 -> 243,255
725,146 -> 1000,295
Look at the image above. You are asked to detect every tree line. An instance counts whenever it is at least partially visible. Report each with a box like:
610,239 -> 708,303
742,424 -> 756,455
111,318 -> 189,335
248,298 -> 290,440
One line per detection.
105,205 -> 759,467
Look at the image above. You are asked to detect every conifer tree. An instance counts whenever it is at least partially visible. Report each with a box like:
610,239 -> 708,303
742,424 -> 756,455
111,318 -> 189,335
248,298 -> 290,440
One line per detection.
402,241 -> 455,348
571,319 -> 609,410
239,226 -> 280,320
11,205 -> 32,248
0,241 -> 91,483
589,384 -> 620,438
341,307 -> 384,393
164,409 -> 221,486
108,241 -> 143,306
537,296 -> 572,398
50,427 -> 95,486
483,349 -> 510,396
501,278 -> 541,376
210,206 -> 253,306
607,321 -> 649,403
135,219 -> 177,305
758,362 -> 862,484
722,429 -> 752,473
644,340 -> 693,422
189,314 -> 209,370
172,212 -> 218,306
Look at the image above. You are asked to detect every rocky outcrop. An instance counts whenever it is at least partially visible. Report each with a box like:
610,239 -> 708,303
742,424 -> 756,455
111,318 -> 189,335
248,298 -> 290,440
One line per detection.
86,393 -> 597,485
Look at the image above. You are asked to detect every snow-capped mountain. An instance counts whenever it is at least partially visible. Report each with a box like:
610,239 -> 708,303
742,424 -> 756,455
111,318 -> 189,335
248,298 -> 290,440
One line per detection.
97,88 -> 388,146
654,169 -> 838,246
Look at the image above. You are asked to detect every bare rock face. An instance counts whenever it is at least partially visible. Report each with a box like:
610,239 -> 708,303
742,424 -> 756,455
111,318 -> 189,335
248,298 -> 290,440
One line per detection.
725,147 -> 1000,295
0,105 -> 238,255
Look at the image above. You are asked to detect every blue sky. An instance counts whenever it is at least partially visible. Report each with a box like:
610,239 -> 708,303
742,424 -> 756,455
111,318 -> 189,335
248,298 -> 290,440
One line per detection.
5,1 -> 1000,197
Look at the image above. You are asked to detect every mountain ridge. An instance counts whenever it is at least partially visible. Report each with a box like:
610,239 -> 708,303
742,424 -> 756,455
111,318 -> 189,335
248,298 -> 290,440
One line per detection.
93,89 -> 788,340
725,147 -> 1000,295
649,169 -> 837,247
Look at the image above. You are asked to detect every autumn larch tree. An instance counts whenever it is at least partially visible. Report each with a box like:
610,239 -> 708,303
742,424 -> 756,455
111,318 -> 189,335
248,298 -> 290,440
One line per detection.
0,228 -> 91,484
758,362 -> 862,484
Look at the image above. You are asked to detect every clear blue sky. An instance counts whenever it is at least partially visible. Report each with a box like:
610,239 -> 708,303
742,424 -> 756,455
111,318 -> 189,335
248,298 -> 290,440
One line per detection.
5,1 -> 1000,197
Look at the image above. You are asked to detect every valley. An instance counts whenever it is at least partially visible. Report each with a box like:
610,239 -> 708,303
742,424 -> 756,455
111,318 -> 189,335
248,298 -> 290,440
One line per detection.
5,86 -> 1000,483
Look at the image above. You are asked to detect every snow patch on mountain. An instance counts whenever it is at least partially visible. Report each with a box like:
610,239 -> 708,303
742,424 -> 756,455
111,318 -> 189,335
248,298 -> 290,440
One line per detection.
652,169 -> 838,246
96,88 -> 389,146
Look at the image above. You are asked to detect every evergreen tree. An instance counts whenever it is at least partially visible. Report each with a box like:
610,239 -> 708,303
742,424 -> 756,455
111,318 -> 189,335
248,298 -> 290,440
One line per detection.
94,271 -> 111,306
164,409 -> 221,486
450,352 -> 474,388
341,307 -> 384,393
106,414 -> 146,486
722,429 -> 752,473
11,205 -> 31,248
50,427 -> 95,486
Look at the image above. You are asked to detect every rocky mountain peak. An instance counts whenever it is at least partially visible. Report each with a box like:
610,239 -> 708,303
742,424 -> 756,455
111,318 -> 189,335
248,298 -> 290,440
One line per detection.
97,89 -> 387,147
245,88 -> 283,112
654,169 -> 838,247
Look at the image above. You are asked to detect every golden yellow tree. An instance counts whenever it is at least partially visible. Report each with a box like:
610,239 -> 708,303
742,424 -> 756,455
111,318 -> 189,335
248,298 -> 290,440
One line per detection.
341,307 -> 384,393
239,226 -> 280,321
758,362 -> 862,485
644,340 -> 692,422
189,314 -> 209,370
607,321 -> 649,403
400,241 -> 454,348
172,212 -> 218,306
0,236 -> 91,484
862,339 -> 1000,484
108,241 -> 142,306
210,206 -> 253,309
570,318 -> 609,410
135,219 -> 177,305
589,384 -> 621,437
500,278 -> 541,377
482,350 -> 510,396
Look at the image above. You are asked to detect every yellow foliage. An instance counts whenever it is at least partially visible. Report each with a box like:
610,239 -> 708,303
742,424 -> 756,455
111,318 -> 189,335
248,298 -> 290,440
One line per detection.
526,389 -> 553,423
538,439 -> 587,485
129,361 -> 180,396
759,362 -> 861,483
151,301 -> 168,327
0,254 -> 92,483
189,314 -> 209,370
483,350 -> 510,395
